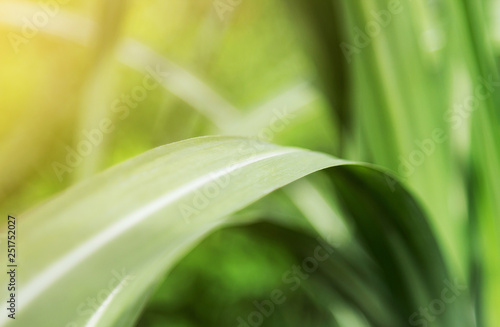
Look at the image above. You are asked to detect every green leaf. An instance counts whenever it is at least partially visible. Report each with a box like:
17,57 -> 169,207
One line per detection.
0,136 -> 461,327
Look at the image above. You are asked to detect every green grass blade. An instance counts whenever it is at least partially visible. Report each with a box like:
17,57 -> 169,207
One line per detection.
0,136 -> 463,327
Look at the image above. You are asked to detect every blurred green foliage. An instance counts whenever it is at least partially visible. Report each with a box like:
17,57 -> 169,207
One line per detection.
1,0 -> 499,326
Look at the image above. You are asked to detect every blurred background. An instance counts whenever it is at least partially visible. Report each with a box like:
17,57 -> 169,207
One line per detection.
1,0 -> 499,326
